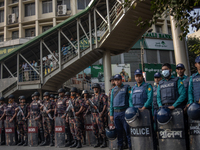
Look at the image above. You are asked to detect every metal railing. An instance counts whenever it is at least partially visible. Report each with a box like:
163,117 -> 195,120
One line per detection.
19,67 -> 40,82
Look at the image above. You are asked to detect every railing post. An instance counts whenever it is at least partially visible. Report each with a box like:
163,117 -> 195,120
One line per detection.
94,8 -> 98,48
77,19 -> 80,58
40,40 -> 43,83
58,30 -> 61,71
17,53 -> 19,84
89,12 -> 92,50
106,0 -> 111,32
1,63 -> 3,79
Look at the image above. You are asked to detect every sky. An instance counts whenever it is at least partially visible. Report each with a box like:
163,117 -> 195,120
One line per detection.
188,8 -> 200,35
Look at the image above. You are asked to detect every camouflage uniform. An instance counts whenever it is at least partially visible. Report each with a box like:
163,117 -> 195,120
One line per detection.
29,100 -> 42,128
41,100 -> 55,137
0,103 -> 7,128
67,97 -> 85,141
17,104 -> 29,140
90,93 -> 108,139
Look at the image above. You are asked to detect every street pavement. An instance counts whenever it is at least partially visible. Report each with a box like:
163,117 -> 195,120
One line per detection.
0,146 -> 111,150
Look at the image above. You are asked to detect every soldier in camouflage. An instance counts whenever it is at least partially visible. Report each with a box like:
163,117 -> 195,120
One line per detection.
40,92 -> 55,146
15,96 -> 30,146
0,97 -> 7,145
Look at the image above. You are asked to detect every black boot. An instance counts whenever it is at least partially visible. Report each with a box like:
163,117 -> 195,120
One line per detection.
129,146 -> 132,150
39,128 -> 44,145
17,136 -> 24,146
65,132 -> 73,147
100,138 -> 107,148
76,140 -> 82,148
49,134 -> 54,146
118,146 -> 123,150
94,138 -> 100,148
83,132 -> 86,145
70,139 -> 77,148
40,136 -> 48,146
0,128 -> 5,145
23,137 -> 28,146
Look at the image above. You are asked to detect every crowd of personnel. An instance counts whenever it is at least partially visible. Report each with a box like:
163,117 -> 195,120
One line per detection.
0,55 -> 200,150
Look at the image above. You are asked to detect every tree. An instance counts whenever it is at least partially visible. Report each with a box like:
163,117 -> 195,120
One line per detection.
124,0 -> 200,39
187,37 -> 200,74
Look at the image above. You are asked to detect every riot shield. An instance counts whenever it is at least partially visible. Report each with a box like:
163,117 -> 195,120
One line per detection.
158,108 -> 186,150
85,114 -> 96,146
28,119 -> 38,146
108,117 -> 118,150
4,120 -> 16,146
0,120 -> 2,143
188,117 -> 200,150
128,109 -> 154,150
55,117 -> 66,148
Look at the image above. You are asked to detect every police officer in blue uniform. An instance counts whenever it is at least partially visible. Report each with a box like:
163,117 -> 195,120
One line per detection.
157,63 -> 186,109
110,74 -> 132,150
129,69 -> 153,109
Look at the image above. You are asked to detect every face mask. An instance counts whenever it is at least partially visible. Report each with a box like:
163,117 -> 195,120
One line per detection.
162,70 -> 170,78
72,94 -> 76,97
112,83 -> 115,86
95,90 -> 99,93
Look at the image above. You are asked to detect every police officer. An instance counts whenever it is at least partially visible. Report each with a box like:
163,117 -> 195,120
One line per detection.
108,76 -> 115,113
87,83 -> 108,148
29,92 -> 44,145
1,95 -> 18,145
0,97 -> 7,145
15,96 -> 29,146
110,74 -> 131,150
188,55 -> 200,105
40,92 -> 55,146
157,63 -> 186,109
67,87 -> 85,148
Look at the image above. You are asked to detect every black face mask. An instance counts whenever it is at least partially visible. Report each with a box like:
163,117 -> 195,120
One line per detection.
0,102 -> 3,105
72,94 -> 76,97
95,90 -> 99,93
112,83 -> 115,86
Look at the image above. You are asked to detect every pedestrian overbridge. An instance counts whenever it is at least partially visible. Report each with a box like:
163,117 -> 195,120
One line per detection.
0,0 -> 153,98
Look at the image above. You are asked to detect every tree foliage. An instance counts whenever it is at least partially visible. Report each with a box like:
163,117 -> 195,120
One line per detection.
124,0 -> 200,39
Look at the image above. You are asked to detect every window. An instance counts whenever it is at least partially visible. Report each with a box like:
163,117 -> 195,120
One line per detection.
155,25 -> 162,33
77,0 -> 90,9
159,50 -> 170,63
12,0 -> 18,3
146,50 -> 157,63
12,31 -> 19,40
0,10 -> 4,23
25,3 -> 35,17
0,35 -> 3,42
168,27 -> 172,34
0,1 -> 4,7
25,28 -> 35,37
57,0 -> 71,10
42,0 -> 52,14
12,6 -> 19,18
42,26 -> 53,32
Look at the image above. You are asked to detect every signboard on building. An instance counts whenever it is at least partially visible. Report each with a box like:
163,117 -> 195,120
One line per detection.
91,65 -> 104,82
145,39 -> 174,50
139,64 -> 176,81
111,64 -> 131,82
0,45 -> 21,59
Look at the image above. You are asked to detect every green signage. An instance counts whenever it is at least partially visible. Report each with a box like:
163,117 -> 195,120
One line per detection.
139,63 -> 177,81
143,32 -> 172,40
0,45 -> 21,59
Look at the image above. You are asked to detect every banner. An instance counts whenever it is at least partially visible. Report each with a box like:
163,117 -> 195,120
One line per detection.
111,64 -> 131,82
145,39 -> 174,50
91,65 -> 104,82
0,45 -> 20,59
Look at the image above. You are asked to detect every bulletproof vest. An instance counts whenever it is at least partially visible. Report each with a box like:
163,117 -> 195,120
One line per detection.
5,104 -> 13,116
113,85 -> 129,108
68,98 -> 80,118
42,101 -> 51,117
31,101 -> 40,112
192,74 -> 200,102
159,77 -> 179,104
153,86 -> 158,110
17,105 -> 27,121
131,83 -> 148,108
90,94 -> 104,113
57,99 -> 66,114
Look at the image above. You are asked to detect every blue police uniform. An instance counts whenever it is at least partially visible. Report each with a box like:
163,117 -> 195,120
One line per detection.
110,74 -> 131,148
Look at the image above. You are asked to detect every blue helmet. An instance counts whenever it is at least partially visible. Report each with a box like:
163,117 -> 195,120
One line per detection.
157,107 -> 172,125
125,107 -> 139,125
187,103 -> 200,120
105,128 -> 117,141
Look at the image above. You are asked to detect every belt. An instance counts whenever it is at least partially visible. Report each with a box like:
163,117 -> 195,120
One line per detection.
114,108 -> 127,112
163,103 -> 173,106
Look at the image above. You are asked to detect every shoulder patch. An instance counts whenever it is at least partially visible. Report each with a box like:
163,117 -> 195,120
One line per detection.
148,87 -> 151,91
129,90 -> 131,93
180,81 -> 183,85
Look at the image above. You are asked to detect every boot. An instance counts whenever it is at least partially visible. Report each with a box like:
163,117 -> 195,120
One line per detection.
94,138 -> 100,148
129,146 -> 132,150
23,137 -> 28,146
76,140 -> 82,148
0,128 -> 5,145
83,131 -> 86,145
39,128 -> 44,145
49,134 -> 54,146
100,138 -> 107,148
118,146 -> 123,150
65,132 -> 73,147
40,136 -> 48,146
70,139 -> 77,148
17,136 -> 24,146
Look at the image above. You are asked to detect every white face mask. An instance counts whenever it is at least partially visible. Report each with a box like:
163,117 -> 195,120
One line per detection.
162,70 -> 170,78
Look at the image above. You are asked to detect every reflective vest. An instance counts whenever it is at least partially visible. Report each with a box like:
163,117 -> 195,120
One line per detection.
192,74 -> 200,102
153,86 -> 158,110
159,77 -> 179,104
113,85 -> 129,108
131,83 -> 148,108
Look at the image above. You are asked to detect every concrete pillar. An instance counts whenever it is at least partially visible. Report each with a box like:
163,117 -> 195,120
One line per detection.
4,0 -> 8,41
35,0 -> 39,36
170,16 -> 190,76
103,50 -> 111,95
52,0 -> 57,26
162,19 -> 168,34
